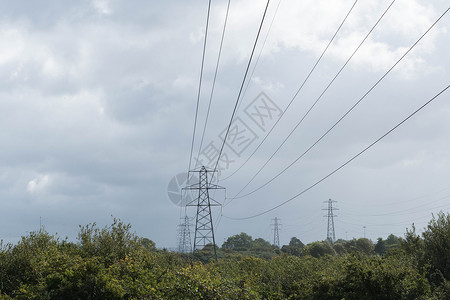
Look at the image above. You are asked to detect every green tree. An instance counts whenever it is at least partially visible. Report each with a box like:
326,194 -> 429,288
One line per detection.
222,232 -> 253,252
311,255 -> 431,299
333,242 -> 348,255
402,223 -> 425,265
385,234 -> 402,248
1,215 -> 446,299
423,212 -> 450,283
251,238 -> 272,250
141,238 -> 156,251
281,237 -> 304,256
355,238 -> 374,255
374,237 -> 387,255
302,241 -> 336,258
78,217 -> 143,265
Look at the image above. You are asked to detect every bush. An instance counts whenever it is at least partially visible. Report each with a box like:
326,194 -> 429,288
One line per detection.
0,215 -> 447,299
423,212 -> 450,283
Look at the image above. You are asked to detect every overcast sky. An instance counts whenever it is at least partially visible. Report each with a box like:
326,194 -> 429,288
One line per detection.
0,0 -> 449,248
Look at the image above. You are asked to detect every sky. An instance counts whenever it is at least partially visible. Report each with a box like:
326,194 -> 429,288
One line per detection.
0,0 -> 449,249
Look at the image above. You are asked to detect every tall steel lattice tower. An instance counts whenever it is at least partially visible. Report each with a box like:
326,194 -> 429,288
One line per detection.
323,199 -> 338,243
184,166 -> 223,260
177,215 -> 192,253
272,217 -> 281,247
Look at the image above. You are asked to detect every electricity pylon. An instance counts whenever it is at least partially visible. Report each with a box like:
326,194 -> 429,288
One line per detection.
177,215 -> 192,253
184,166 -> 223,260
323,199 -> 338,243
271,217 -> 281,247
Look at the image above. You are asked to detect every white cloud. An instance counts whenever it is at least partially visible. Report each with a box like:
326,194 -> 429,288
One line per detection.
92,0 -> 114,15
251,76 -> 284,91
27,174 -> 51,194
0,27 -> 25,65
221,0 -> 446,78
172,76 -> 195,91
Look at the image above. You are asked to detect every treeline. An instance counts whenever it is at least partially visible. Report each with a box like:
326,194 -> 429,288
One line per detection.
216,231 -> 400,259
0,213 -> 449,299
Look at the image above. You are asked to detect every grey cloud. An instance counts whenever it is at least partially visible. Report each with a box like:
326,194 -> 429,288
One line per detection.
0,0 -> 449,248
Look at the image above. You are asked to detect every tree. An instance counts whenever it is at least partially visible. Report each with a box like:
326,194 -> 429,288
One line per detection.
402,214 -> 450,297
385,234 -> 401,248
374,238 -> 386,255
333,242 -> 347,255
289,237 -> 304,248
402,223 -> 425,265
281,237 -> 304,256
78,217 -> 142,265
194,243 -> 220,262
336,238 -> 374,255
141,238 -> 156,251
0,217 -> 441,299
251,238 -> 273,253
355,238 -> 374,255
302,241 -> 335,258
423,212 -> 450,282
222,232 -> 253,252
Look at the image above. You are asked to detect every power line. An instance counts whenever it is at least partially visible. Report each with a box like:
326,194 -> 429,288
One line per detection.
221,0 -> 359,182
212,0 -> 271,176
188,0 -> 212,174
341,194 -> 450,217
284,210 -> 323,227
344,185 -> 450,209
336,209 -> 447,233
223,82 -> 450,220
197,0 -> 232,160
235,0 -> 283,113
338,210 -> 449,228
225,4 -> 449,203
225,0 -> 393,200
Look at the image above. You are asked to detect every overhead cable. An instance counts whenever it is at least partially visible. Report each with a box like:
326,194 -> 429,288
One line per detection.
235,0 -> 283,112
223,82 -> 450,220
226,4 -> 449,204
197,0 -> 232,159
212,0 -> 272,176
221,0 -> 359,182
188,0 -> 212,175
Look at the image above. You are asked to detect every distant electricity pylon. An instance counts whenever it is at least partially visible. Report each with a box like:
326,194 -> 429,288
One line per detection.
184,166 -> 223,260
271,217 -> 281,247
323,199 -> 338,243
177,215 -> 192,253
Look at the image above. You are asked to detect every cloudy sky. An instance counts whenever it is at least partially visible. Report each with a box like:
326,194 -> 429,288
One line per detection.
0,0 -> 449,248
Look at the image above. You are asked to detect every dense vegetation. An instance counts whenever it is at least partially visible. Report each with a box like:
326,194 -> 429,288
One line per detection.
0,213 -> 449,299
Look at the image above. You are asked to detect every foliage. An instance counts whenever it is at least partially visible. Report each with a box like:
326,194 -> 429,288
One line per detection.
221,232 -> 278,259
281,237 -> 304,256
375,234 -> 402,255
302,241 -> 336,258
422,212 -> 450,283
222,232 -> 253,251
401,211 -> 450,297
0,213 -> 449,299
375,237 -> 386,255
332,238 -> 375,256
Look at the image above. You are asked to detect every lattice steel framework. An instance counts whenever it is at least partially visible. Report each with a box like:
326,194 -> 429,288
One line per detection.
272,217 -> 281,247
184,166 -> 223,260
323,199 -> 338,243
177,215 -> 192,253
